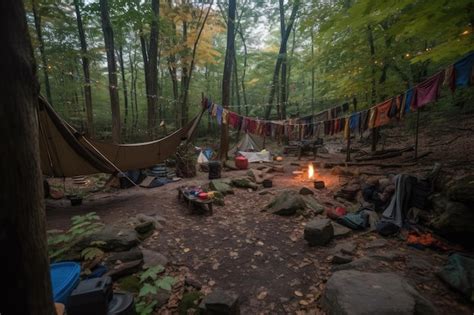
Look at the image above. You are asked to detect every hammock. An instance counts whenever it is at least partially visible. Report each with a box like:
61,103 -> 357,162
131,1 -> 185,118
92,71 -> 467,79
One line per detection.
38,97 -> 204,177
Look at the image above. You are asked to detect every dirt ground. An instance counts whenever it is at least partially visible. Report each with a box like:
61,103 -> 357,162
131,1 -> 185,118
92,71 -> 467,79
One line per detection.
46,111 -> 474,314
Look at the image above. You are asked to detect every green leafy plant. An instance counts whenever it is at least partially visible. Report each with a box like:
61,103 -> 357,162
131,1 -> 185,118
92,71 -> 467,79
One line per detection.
135,265 -> 177,315
81,242 -> 105,261
47,212 -> 104,261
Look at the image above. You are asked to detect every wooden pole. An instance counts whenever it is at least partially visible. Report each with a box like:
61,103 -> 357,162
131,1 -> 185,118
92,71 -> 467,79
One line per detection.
371,127 -> 378,152
414,108 -> 420,159
346,127 -> 351,162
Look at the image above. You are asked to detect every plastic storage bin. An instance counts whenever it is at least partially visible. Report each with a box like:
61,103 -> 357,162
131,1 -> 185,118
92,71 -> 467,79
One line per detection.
50,262 -> 81,305
68,276 -> 113,315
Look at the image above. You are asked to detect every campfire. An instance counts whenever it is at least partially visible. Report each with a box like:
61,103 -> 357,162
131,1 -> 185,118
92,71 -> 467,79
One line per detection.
308,163 -> 315,180
291,163 -> 326,189
292,163 -> 317,181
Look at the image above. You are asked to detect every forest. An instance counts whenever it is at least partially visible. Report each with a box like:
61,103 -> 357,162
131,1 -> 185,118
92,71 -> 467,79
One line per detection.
2,0 -> 474,314
27,0 -> 474,142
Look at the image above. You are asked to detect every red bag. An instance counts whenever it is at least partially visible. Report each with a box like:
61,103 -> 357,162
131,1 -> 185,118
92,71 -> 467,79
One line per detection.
327,206 -> 347,220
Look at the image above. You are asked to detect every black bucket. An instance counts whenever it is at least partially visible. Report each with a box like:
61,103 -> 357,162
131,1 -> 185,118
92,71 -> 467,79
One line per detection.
208,161 -> 221,179
262,179 -> 273,188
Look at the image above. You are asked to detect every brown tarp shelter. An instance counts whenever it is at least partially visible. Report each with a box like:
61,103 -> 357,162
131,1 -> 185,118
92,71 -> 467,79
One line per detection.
38,97 -> 203,177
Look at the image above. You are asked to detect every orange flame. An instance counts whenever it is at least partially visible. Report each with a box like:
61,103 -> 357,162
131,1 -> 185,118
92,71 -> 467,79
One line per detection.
308,163 -> 315,179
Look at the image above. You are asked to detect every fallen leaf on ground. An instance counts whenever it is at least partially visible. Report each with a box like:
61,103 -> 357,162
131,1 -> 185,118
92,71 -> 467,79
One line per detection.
257,291 -> 268,300
183,248 -> 190,253
299,300 -> 309,306
294,290 -> 304,297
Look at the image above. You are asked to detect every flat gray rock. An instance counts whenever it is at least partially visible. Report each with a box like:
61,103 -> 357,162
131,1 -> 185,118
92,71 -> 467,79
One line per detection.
142,248 -> 169,268
106,247 -> 143,267
199,288 -> 240,314
322,270 -> 436,315
77,226 -> 139,252
332,254 -> 353,264
364,238 -> 388,249
332,242 -> 357,255
332,257 -> 375,272
331,222 -> 352,238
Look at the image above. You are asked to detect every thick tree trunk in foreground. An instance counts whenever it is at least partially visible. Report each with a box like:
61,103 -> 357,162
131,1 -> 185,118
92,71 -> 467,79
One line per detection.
219,0 -> 236,160
32,0 -> 53,106
0,1 -> 54,314
74,0 -> 94,137
99,0 -> 121,143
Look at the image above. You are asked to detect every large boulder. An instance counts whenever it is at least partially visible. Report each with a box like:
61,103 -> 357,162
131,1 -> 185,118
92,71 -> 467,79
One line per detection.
322,270 -> 436,315
430,198 -> 474,242
304,218 -> 334,246
76,226 -> 139,252
266,190 -> 306,215
438,253 -> 474,302
209,179 -> 234,195
447,175 -> 474,205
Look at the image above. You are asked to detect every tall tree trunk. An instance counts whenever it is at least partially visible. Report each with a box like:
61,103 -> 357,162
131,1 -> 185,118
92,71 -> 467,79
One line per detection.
180,1 -> 213,127
73,0 -> 94,136
118,44 -> 128,131
128,46 -> 135,136
233,54 -> 241,114
237,29 -> 248,114
279,0 -> 287,119
367,24 -> 378,152
32,0 -> 53,105
219,0 -> 236,160
367,24 -> 376,105
285,24 -> 296,109
264,0 -> 300,119
1,1 -> 54,313
146,0 -> 159,138
180,20 -> 189,128
310,26 -> 315,115
99,0 -> 121,143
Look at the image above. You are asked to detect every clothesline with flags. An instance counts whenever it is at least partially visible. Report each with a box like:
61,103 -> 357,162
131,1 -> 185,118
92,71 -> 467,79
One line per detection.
202,51 -> 474,141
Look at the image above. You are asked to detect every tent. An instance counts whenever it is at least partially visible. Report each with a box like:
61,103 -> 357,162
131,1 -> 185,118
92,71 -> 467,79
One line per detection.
197,151 -> 209,164
228,133 -> 271,162
38,97 -> 204,177
228,133 -> 262,156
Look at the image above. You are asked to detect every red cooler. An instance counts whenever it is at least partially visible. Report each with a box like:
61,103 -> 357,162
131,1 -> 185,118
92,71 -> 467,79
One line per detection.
235,156 -> 249,170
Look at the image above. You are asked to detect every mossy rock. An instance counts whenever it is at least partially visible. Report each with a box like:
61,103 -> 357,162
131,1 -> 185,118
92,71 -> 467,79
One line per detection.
178,291 -> 203,315
209,179 -> 234,195
231,177 -> 258,190
135,221 -> 155,234
266,190 -> 306,216
116,275 -> 141,293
